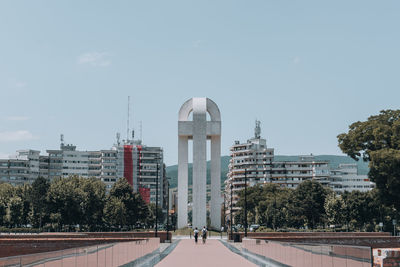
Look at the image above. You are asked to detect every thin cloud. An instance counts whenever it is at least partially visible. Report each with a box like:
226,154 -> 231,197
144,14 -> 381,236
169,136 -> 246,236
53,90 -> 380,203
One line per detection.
193,40 -> 203,48
0,130 -> 36,142
6,116 -> 30,121
0,152 -> 9,159
77,52 -> 111,67
15,81 -> 27,88
293,56 -> 301,65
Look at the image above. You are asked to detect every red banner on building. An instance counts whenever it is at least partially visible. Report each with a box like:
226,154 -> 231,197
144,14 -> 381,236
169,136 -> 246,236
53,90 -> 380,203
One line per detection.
123,145 -> 133,187
139,187 -> 150,204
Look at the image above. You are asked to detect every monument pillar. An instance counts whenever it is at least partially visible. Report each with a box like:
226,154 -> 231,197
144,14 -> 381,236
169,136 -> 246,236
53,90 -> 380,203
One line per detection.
177,136 -> 188,228
177,98 -> 221,230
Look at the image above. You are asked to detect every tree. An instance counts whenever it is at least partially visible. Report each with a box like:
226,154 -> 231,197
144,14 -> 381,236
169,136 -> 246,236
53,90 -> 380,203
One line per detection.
80,177 -> 106,231
29,177 -> 49,228
0,183 -> 15,226
46,176 -> 85,230
106,178 -> 149,229
254,184 -> 291,229
292,180 -> 330,229
104,197 -> 127,228
6,196 -> 23,227
324,193 -> 346,227
338,109 -> 400,210
17,184 -> 32,226
146,203 -> 164,228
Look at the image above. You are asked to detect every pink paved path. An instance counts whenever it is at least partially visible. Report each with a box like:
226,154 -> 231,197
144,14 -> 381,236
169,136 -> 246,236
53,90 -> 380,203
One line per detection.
156,239 -> 257,267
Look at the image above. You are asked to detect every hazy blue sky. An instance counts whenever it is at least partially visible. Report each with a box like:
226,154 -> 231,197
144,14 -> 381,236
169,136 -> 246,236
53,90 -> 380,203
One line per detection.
0,1 -> 399,165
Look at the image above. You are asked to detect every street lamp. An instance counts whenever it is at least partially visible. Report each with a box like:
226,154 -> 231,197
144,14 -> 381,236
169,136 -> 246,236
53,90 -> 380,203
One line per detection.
230,183 -> 233,240
223,193 -> 226,230
155,158 -> 160,238
166,180 -> 170,242
244,168 -> 248,238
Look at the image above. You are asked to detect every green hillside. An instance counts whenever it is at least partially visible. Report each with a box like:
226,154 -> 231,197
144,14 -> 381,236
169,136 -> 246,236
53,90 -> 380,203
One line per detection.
166,155 -> 369,189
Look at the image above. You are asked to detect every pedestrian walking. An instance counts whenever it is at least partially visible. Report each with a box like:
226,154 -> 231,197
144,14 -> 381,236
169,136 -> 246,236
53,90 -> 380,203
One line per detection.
201,226 -> 207,244
193,227 -> 199,244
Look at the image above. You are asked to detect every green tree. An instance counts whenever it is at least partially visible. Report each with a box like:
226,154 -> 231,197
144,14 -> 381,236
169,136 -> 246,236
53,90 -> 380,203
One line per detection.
341,190 -> 371,230
29,177 -> 49,228
47,176 -> 84,230
338,109 -> 400,210
6,196 -> 23,227
104,197 -> 127,228
324,193 -> 346,226
254,184 -> 291,229
106,178 -> 149,229
0,183 -> 15,226
292,180 -> 330,229
146,203 -> 164,228
17,184 -> 32,226
80,177 -> 106,231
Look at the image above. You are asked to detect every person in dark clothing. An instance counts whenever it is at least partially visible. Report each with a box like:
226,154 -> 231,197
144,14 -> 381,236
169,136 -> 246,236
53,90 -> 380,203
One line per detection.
193,227 -> 199,244
201,226 -> 207,244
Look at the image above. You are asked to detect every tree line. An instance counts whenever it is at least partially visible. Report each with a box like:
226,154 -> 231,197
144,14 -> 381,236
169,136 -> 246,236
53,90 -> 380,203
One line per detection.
0,176 -> 162,231
234,180 -> 397,232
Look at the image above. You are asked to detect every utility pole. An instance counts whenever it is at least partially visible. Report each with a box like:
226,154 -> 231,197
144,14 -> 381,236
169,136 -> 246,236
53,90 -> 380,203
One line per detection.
244,169 -> 248,238
230,183 -> 233,240
166,178 -> 170,242
155,159 -> 159,238
223,194 -> 226,229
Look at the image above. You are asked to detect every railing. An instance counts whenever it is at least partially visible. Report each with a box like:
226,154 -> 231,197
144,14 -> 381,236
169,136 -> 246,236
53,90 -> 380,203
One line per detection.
0,238 -> 159,267
242,239 -> 372,267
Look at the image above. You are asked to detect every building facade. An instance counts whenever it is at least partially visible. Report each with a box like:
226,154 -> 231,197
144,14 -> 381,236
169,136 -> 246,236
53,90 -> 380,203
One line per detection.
328,164 -> 374,193
114,139 -> 165,208
0,136 -> 168,211
0,150 -> 40,186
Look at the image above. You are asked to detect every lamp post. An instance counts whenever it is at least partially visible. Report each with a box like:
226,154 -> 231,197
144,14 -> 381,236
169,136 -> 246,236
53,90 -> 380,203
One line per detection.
244,168 -> 248,238
230,183 -> 233,240
155,159 -> 159,238
166,182 -> 170,242
223,193 -> 226,230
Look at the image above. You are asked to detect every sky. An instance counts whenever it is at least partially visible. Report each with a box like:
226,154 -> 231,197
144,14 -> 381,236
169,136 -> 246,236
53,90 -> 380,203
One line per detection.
0,1 -> 399,165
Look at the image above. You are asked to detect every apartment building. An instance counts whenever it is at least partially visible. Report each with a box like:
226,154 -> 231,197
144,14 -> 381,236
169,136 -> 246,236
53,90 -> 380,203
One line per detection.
329,164 -> 375,193
0,150 -> 40,186
114,139 -> 165,209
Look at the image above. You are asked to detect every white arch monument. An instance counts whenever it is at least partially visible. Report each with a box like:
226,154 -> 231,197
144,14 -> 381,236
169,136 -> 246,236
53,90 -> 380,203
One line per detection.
178,97 -> 221,230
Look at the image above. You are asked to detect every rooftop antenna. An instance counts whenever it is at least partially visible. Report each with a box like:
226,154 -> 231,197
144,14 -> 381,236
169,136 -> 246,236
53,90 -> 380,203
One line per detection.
60,134 -> 64,149
255,120 -> 261,139
127,96 -> 130,141
140,121 -> 142,142
116,132 -> 120,146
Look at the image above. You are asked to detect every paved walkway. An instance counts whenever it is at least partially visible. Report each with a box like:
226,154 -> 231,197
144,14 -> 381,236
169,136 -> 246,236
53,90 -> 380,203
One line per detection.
155,239 -> 257,267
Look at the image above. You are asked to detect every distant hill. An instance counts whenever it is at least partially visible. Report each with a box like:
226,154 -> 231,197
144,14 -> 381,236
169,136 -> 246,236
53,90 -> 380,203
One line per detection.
166,155 -> 369,189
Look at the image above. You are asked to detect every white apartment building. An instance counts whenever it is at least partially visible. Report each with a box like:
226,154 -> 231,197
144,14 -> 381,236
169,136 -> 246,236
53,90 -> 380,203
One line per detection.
329,164 -> 375,193
46,143 -> 118,189
0,150 -> 40,186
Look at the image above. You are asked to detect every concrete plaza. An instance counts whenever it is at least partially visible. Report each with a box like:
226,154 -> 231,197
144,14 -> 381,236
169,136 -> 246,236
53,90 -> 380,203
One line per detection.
156,239 -> 256,267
